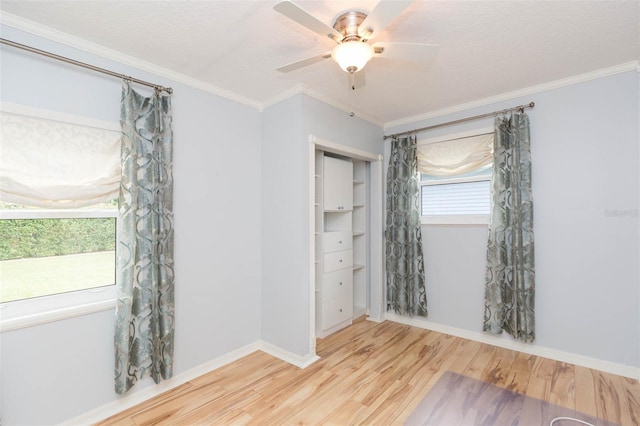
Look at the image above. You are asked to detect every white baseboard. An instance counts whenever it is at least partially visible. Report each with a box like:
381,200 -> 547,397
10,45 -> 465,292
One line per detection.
259,340 -> 320,369
316,319 -> 353,339
366,314 -> 385,323
385,313 -> 640,380
61,340 -> 320,425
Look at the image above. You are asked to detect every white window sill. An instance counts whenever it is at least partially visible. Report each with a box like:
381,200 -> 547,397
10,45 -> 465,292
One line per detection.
421,215 -> 489,226
0,286 -> 116,332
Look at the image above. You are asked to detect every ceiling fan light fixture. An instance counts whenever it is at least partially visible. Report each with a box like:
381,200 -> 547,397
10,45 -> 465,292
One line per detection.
331,41 -> 374,73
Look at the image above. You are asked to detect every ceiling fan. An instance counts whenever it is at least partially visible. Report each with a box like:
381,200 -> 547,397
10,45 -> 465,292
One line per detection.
273,0 -> 438,77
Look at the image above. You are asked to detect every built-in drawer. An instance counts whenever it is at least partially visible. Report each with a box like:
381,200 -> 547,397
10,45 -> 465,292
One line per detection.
323,249 -> 353,273
323,231 -> 352,253
322,268 -> 353,301
322,292 -> 353,330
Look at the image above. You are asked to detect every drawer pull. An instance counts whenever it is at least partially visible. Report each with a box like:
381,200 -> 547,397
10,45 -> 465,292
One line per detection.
339,282 -> 343,286
338,259 -> 342,263
339,308 -> 343,312
338,240 -> 342,244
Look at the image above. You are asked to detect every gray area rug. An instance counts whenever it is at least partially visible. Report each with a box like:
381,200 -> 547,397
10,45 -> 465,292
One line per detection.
405,371 -> 619,426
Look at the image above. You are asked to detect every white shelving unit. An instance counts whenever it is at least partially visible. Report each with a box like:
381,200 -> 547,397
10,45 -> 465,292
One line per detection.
352,159 -> 367,317
314,151 -> 371,338
315,153 -> 354,338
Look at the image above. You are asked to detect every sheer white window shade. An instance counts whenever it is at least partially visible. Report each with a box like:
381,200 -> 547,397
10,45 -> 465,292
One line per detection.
417,133 -> 493,177
0,112 -> 121,208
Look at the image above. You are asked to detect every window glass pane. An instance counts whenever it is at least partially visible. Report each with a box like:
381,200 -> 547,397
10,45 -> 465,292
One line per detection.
421,180 -> 491,216
0,214 -> 116,303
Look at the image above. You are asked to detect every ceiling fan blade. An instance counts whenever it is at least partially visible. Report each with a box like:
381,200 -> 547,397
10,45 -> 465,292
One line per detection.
276,52 -> 332,73
358,1 -> 413,40
274,1 -> 343,43
373,42 -> 438,63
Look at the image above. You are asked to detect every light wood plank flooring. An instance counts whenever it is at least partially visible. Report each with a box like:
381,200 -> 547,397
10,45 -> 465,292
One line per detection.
97,318 -> 640,425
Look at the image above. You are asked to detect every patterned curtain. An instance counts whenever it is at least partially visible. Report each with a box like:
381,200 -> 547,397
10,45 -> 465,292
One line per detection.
483,112 -> 535,343
115,83 -> 175,395
386,136 -> 428,317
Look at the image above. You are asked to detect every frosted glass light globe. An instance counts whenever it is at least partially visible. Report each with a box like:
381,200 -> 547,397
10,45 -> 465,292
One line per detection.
331,41 -> 374,73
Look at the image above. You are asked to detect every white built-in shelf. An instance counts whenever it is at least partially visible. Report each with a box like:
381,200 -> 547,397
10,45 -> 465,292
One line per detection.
353,204 -> 364,208
353,264 -> 365,271
353,232 -> 365,237
353,180 -> 364,185
315,175 -> 321,178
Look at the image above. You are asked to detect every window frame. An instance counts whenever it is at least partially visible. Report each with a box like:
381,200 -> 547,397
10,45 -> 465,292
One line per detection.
418,127 -> 494,226
0,102 -> 119,331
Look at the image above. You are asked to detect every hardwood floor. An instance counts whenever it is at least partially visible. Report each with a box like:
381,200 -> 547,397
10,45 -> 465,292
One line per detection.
97,318 -> 640,425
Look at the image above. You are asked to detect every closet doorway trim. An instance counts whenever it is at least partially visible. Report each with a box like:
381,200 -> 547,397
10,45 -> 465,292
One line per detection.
308,135 -> 384,356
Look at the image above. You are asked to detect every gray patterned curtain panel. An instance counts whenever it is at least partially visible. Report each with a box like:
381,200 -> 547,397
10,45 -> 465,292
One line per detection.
386,136 -> 428,317
484,112 -> 535,343
115,83 -> 175,395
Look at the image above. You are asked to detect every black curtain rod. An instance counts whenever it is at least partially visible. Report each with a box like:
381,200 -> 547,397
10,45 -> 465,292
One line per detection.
383,101 -> 535,140
0,38 -> 173,94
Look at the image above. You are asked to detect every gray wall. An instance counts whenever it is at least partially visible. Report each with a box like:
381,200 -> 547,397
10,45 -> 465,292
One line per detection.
301,95 -> 383,154
386,70 -> 640,369
261,94 -> 383,357
260,95 -> 308,355
0,25 -> 263,425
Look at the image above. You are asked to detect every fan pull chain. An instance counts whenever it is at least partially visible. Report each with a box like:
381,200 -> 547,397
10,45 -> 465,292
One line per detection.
349,72 -> 355,117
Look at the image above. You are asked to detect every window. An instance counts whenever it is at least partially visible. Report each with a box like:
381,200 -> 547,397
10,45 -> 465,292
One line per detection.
0,104 -> 120,329
420,166 -> 492,224
417,128 -> 493,225
0,202 -> 117,303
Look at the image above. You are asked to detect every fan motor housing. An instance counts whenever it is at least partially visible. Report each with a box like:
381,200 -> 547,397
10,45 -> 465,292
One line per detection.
332,11 -> 369,41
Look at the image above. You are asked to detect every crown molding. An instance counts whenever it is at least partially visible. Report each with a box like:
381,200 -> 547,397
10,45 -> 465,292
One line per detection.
262,83 -> 384,128
299,84 -> 384,127
1,12 -> 383,125
0,12 -> 262,110
385,61 -> 640,130
4,12 -> 632,131
260,84 -> 305,110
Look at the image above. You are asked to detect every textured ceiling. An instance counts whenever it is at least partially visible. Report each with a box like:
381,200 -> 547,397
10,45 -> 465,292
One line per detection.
0,1 -> 638,125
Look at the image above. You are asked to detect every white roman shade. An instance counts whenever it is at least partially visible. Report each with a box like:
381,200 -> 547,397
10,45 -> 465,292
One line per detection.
417,133 -> 493,176
0,112 -> 121,208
